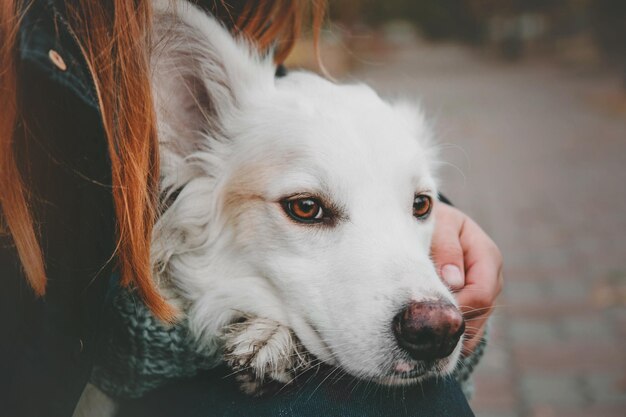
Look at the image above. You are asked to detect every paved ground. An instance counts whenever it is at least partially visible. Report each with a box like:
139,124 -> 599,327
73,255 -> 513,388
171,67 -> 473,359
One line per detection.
353,42 -> 626,417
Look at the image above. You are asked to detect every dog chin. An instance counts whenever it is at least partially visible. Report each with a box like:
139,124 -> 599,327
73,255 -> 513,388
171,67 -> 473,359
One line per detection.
350,341 -> 463,386
372,356 -> 460,386
314,350 -> 461,388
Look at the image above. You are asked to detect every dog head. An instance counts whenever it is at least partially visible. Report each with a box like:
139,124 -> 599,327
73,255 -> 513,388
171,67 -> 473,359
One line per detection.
151,0 -> 464,384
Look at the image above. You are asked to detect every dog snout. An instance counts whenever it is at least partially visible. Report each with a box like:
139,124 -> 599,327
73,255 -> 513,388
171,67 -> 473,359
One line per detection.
392,301 -> 465,361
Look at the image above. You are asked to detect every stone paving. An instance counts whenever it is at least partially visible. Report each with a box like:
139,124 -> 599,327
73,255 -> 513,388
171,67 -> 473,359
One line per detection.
353,42 -> 626,417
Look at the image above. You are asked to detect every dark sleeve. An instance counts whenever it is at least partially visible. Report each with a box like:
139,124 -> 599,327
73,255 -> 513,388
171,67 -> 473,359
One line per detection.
118,366 -> 475,417
0,3 -> 117,416
438,193 -> 453,206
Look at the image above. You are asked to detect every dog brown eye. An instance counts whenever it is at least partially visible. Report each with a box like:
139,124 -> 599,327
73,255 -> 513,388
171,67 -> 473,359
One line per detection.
283,198 -> 325,223
413,195 -> 432,219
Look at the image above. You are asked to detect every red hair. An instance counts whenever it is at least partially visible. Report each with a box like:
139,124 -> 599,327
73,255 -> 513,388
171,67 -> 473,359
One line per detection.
0,0 -> 325,321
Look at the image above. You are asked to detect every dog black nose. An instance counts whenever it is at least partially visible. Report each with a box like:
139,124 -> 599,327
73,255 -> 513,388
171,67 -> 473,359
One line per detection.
392,301 -> 465,361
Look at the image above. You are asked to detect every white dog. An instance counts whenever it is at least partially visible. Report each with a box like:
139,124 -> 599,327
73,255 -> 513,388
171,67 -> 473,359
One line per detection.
149,0 -> 465,393
76,2 -> 466,412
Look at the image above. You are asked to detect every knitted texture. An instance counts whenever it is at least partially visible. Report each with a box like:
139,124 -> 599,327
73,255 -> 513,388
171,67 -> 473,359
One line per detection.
91,289 -> 486,399
91,290 -> 216,399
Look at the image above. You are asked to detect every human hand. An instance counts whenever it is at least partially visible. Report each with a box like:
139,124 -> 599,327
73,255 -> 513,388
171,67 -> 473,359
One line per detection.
430,202 -> 503,354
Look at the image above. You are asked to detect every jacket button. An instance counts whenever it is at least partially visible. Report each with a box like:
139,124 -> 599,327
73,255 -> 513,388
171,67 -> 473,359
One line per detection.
48,49 -> 67,71
73,338 -> 84,361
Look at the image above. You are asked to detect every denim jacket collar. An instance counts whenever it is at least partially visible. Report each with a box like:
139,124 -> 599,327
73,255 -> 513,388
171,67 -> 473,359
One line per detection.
19,0 -> 99,109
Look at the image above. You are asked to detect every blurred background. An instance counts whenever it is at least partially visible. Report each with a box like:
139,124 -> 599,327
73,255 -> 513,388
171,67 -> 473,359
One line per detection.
288,1 -> 626,416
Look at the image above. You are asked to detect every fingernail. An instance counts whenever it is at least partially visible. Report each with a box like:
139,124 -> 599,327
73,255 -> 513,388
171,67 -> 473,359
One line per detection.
442,264 -> 464,289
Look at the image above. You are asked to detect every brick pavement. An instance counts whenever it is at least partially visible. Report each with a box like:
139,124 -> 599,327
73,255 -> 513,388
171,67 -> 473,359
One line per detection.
354,42 -> 626,416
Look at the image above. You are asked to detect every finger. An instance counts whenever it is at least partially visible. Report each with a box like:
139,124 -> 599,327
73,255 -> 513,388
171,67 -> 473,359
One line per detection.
456,217 -> 503,319
431,203 -> 466,290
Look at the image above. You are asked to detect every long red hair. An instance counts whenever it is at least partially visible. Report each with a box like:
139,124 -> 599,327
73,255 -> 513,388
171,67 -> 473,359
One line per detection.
0,0 -> 325,321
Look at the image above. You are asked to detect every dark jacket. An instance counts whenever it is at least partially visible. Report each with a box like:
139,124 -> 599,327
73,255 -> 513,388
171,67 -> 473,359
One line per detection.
0,1 -> 475,416
1,1 -> 116,416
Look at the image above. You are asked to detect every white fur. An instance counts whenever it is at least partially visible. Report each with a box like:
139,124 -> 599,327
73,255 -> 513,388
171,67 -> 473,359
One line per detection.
148,0 -> 462,386
222,316 -> 311,395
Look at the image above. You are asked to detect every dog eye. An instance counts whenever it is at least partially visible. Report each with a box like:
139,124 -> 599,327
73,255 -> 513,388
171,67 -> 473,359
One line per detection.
413,195 -> 432,219
283,197 -> 325,223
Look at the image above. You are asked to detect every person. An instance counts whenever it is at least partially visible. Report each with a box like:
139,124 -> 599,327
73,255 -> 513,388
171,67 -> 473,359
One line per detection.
0,1 -> 503,416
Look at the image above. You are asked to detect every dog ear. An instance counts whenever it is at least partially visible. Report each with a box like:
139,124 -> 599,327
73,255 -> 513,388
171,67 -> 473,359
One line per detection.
150,0 -> 275,154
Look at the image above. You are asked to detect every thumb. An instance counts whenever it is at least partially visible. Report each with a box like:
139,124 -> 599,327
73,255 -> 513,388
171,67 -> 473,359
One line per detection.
431,207 -> 466,290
